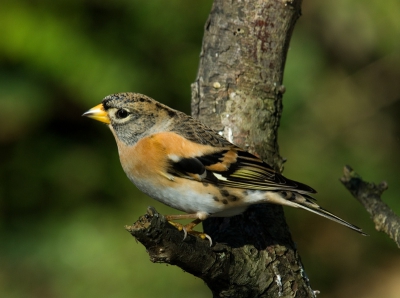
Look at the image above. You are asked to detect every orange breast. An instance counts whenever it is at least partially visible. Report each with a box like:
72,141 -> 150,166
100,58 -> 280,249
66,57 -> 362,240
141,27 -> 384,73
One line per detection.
115,132 -> 220,180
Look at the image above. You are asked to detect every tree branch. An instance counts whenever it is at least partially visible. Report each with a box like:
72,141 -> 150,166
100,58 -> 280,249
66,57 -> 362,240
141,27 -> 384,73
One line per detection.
126,206 -> 297,296
340,165 -> 400,248
126,204 -> 316,296
125,207 -> 223,279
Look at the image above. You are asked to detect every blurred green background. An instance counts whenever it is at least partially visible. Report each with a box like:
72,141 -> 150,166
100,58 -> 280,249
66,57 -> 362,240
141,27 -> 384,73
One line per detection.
1,0 -> 399,297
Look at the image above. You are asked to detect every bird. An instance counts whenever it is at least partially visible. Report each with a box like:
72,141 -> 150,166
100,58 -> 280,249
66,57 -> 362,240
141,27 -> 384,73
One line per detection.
83,92 -> 367,244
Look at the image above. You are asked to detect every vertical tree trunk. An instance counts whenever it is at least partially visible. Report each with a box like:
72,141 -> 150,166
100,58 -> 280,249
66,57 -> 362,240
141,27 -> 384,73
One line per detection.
191,0 -> 315,297
128,0 -> 316,297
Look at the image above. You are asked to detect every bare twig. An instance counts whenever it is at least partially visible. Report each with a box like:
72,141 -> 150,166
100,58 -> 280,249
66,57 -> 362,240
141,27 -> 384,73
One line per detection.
340,165 -> 400,248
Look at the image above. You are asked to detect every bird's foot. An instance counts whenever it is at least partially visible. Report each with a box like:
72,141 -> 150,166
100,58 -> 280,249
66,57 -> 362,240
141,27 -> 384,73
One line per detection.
167,220 -> 212,246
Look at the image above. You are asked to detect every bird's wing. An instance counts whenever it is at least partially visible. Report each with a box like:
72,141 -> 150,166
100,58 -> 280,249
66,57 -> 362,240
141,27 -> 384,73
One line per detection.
167,115 -> 316,195
172,112 -> 234,147
167,144 -> 316,195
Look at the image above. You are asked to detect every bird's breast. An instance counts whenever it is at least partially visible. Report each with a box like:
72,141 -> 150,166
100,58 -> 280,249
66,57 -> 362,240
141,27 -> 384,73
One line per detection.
114,134 -> 251,217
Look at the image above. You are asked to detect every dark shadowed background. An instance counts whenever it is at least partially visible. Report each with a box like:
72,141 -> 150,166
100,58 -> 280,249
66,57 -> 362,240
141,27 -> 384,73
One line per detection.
1,1 -> 399,297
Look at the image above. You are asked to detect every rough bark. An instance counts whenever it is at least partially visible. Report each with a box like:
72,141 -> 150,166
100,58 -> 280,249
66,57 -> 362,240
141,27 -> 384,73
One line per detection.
341,165 -> 400,248
126,0 -> 317,297
193,0 -> 315,296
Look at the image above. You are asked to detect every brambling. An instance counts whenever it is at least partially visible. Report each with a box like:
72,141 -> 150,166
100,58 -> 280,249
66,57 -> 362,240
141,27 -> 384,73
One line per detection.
83,92 -> 366,243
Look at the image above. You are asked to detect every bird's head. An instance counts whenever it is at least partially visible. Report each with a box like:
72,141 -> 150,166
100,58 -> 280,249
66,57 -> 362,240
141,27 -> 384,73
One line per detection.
83,92 -> 177,146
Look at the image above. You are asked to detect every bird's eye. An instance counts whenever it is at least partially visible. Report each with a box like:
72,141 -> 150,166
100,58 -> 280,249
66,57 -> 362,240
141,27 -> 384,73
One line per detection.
115,109 -> 129,119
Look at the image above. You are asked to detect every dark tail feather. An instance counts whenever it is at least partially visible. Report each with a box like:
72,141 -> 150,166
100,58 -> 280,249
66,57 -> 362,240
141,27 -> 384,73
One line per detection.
266,191 -> 368,235
294,200 -> 368,236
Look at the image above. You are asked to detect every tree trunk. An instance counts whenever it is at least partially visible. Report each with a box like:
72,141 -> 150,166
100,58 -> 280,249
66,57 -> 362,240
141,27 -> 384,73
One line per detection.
191,0 -> 315,297
127,0 -> 316,297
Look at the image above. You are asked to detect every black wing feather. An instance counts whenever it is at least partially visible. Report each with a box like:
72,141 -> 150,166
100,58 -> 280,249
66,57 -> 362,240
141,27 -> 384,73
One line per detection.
172,157 -> 205,176
197,151 -> 227,166
167,145 -> 316,195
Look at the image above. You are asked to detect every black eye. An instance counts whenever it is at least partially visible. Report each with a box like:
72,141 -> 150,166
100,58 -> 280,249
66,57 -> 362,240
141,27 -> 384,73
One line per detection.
116,109 -> 129,119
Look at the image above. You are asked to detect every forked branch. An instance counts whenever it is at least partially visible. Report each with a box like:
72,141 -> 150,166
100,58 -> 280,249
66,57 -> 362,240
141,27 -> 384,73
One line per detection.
341,165 -> 400,248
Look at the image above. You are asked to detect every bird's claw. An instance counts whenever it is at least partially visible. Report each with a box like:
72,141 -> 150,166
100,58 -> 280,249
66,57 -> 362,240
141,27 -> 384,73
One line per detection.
167,221 -> 212,246
202,233 -> 213,247
182,226 -> 188,240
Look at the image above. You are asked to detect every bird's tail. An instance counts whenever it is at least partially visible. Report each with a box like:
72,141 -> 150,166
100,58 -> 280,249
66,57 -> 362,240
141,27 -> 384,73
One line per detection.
266,191 -> 368,236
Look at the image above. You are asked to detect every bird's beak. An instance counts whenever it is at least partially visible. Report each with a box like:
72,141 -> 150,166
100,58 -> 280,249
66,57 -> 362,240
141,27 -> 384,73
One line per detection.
82,104 -> 110,124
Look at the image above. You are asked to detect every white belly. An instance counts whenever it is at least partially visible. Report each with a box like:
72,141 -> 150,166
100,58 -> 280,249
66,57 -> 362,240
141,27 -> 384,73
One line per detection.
129,176 -> 248,217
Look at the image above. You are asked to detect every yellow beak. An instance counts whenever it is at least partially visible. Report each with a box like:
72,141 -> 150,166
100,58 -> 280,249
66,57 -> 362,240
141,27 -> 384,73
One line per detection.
82,104 -> 110,124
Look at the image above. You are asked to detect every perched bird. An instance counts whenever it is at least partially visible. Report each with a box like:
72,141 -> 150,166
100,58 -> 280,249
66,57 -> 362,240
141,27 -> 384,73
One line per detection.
83,92 -> 366,243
